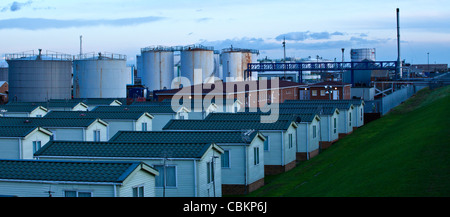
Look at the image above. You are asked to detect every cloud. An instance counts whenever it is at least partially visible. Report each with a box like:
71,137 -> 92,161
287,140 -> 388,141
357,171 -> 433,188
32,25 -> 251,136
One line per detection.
200,37 -> 279,51
196,17 -> 212,23
1,1 -> 32,12
0,16 -> 167,30
275,31 -> 345,41
200,33 -> 391,53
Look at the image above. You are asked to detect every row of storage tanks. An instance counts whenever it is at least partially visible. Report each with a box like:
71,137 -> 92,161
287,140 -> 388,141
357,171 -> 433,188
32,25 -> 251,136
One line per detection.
4,50 -> 131,102
136,45 -> 259,91
4,46 -> 259,102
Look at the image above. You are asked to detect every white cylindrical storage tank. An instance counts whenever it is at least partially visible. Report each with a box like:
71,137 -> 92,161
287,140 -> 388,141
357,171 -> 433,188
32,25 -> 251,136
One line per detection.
221,51 -> 243,82
141,46 -> 174,91
6,50 -> 72,102
180,45 -> 215,85
73,52 -> 128,98
351,48 -> 376,62
221,47 -> 259,82
126,64 -> 133,85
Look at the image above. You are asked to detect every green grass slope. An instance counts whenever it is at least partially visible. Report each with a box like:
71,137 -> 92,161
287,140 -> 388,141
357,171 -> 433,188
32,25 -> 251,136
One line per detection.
247,85 -> 450,197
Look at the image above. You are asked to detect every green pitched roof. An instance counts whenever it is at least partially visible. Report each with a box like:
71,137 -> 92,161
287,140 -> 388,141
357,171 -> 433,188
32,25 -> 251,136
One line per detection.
7,101 -> 86,109
205,112 -> 319,123
285,99 -> 364,105
110,130 -> 264,144
279,102 -> 353,110
0,159 -> 153,183
272,107 -> 338,116
0,117 -> 105,128
0,126 -> 49,138
131,99 -> 216,111
44,111 -> 152,120
92,105 -> 179,114
0,105 -> 47,113
163,119 -> 297,131
50,98 -> 123,105
34,141 -> 222,159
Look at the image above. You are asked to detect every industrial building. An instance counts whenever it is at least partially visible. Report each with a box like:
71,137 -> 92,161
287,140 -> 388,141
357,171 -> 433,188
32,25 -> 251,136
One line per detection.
73,52 -> 130,99
5,49 -> 72,102
220,47 -> 259,82
137,44 -> 219,92
307,81 -> 352,100
139,46 -> 175,91
180,44 -> 216,85
134,44 -> 261,94
153,80 -> 307,108
256,56 -> 327,83
410,64 -> 448,73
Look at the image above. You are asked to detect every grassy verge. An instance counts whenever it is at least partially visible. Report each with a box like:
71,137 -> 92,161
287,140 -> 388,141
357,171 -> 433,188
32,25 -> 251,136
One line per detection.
246,85 -> 450,197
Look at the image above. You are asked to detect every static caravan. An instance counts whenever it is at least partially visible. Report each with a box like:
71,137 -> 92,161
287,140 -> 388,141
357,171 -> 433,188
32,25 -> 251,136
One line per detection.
0,105 -> 48,117
163,119 -> 298,175
45,111 -> 153,139
110,130 -> 266,195
0,117 -> 108,142
34,141 -> 224,197
284,99 -> 364,129
206,111 -> 321,161
0,126 -> 52,159
93,105 -> 190,130
0,159 -> 159,197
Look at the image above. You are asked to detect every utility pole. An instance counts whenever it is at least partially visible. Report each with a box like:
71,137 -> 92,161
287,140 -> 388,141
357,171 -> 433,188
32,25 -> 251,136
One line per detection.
396,8 -> 402,79
282,37 -> 286,80
160,150 -> 172,197
341,48 -> 345,81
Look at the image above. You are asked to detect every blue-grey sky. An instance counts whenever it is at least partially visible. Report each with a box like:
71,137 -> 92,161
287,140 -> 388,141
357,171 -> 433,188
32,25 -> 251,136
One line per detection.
1,0 -> 449,66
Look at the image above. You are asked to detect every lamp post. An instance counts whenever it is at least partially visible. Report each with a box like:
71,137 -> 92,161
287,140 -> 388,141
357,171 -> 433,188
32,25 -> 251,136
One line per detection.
325,85 -> 333,100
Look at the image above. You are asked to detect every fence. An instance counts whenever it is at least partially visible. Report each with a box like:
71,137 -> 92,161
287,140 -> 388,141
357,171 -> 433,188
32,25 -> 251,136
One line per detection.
364,84 -> 415,115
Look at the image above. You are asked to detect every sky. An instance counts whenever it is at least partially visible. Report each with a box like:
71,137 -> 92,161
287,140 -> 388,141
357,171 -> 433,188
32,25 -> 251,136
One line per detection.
1,0 -> 450,67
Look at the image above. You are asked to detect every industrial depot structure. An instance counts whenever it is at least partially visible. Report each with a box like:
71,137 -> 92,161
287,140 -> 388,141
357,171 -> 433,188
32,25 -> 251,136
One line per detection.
2,44 -> 264,103
2,45 -> 447,105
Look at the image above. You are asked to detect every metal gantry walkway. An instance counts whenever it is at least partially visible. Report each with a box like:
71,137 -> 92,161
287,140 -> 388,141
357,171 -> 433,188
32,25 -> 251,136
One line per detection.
246,61 -> 399,84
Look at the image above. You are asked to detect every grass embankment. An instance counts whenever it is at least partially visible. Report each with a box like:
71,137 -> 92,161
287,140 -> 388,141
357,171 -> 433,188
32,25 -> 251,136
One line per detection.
247,85 -> 450,197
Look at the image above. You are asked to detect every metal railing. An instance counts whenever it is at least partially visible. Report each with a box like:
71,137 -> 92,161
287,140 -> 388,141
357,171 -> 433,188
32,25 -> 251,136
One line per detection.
221,47 -> 260,55
74,52 -> 127,61
5,50 -> 73,61
247,61 -> 398,72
